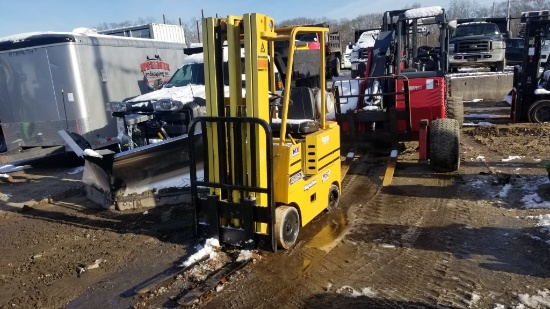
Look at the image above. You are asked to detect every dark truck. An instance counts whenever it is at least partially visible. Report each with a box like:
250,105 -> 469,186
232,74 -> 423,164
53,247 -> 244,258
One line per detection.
449,17 -> 510,72
292,23 -> 342,77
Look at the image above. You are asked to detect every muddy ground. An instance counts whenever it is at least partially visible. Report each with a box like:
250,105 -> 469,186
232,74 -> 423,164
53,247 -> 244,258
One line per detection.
2,99 -> 550,309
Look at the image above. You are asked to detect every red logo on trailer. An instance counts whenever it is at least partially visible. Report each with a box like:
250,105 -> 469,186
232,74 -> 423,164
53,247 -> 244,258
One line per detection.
140,55 -> 172,90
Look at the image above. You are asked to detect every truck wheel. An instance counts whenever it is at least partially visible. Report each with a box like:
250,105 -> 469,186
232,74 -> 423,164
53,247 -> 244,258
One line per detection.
275,206 -> 300,249
430,118 -> 460,172
333,58 -> 341,77
445,96 -> 464,128
327,184 -> 340,211
496,59 -> 506,72
528,100 -> 550,123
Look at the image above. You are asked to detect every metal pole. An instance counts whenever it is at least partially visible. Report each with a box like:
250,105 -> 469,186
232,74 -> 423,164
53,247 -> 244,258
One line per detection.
507,0 -> 511,19
492,1 -> 495,18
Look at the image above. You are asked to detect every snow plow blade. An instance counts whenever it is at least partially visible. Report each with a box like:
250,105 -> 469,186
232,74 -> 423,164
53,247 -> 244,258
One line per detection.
58,130 -> 203,210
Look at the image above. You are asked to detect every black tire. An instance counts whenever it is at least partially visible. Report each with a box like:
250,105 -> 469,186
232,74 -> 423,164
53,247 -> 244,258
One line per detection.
430,118 -> 460,172
0,133 -> 6,153
351,70 -> 358,79
450,67 -> 458,73
327,184 -> 340,211
333,57 -> 341,77
528,100 -> 550,123
275,206 -> 300,249
497,59 -> 506,72
445,96 -> 464,128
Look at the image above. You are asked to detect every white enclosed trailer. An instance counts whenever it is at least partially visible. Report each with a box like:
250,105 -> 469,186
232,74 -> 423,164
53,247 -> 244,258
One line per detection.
0,29 -> 186,162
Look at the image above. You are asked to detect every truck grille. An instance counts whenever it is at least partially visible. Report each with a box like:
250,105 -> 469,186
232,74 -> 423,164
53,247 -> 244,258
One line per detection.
456,40 -> 491,53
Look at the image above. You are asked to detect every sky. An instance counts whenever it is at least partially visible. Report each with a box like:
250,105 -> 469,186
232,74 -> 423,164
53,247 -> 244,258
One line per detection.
0,0 -> 462,38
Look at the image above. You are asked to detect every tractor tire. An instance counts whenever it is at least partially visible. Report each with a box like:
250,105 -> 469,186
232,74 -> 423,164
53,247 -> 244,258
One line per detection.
496,59 -> 506,72
445,96 -> 464,128
275,206 -> 300,249
527,100 -> 550,123
430,118 -> 460,172
327,184 -> 340,211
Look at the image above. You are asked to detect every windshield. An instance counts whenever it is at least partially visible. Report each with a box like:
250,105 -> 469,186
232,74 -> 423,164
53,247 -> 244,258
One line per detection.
452,24 -> 500,37
165,63 -> 205,87
506,39 -> 525,48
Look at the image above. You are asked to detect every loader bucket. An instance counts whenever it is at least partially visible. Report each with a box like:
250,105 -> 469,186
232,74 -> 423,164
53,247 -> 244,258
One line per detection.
59,130 -> 204,210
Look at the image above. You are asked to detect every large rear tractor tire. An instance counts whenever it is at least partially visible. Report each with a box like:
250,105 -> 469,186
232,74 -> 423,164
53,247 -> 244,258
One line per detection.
445,96 -> 464,128
275,206 -> 300,249
528,100 -> 550,123
430,118 -> 461,172
327,184 -> 340,212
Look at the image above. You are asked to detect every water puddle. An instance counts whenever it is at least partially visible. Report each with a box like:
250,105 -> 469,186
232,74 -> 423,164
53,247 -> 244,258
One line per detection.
305,209 -> 349,253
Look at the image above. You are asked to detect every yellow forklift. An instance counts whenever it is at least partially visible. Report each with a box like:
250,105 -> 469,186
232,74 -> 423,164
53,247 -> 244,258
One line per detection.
188,14 -> 342,251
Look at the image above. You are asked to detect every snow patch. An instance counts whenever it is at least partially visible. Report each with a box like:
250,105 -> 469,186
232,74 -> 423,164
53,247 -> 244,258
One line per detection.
516,289 -> 550,308
336,286 -> 377,298
520,176 -> 550,209
236,250 -> 254,262
502,155 -> 524,162
498,183 -> 512,198
535,88 -> 550,95
354,30 -> 379,49
527,214 -> 550,234
404,6 -> 443,18
128,84 -> 207,104
179,238 -> 220,268
463,122 -> 494,126
83,149 -> 102,158
0,164 -> 31,174
464,99 -> 484,103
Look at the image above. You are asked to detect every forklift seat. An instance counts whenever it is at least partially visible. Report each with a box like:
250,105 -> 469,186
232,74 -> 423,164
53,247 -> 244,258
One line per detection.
271,87 -> 320,135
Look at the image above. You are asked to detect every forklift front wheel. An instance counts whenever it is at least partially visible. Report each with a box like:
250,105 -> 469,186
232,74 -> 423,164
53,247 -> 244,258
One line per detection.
275,206 -> 300,249
327,184 -> 340,211
528,100 -> 550,123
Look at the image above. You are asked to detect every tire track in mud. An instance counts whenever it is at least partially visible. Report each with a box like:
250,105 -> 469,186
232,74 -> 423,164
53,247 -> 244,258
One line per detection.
204,161 -> 497,308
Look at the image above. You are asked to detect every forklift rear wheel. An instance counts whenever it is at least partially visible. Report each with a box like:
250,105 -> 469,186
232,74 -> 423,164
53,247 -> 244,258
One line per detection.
445,96 -> 464,128
429,118 -> 460,172
275,206 -> 300,249
528,100 -> 550,123
327,184 -> 340,211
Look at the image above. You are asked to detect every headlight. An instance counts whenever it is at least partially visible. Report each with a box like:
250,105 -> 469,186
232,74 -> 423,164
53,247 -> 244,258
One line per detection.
543,45 -> 550,51
106,101 -> 129,112
448,43 -> 454,51
492,41 -> 504,48
154,99 -> 184,111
